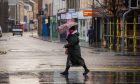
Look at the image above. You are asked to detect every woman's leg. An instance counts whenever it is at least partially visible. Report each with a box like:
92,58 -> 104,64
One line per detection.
60,56 -> 70,75
81,58 -> 89,75
65,66 -> 70,72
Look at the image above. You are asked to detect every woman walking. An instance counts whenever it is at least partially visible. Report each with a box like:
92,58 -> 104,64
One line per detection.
60,26 -> 89,76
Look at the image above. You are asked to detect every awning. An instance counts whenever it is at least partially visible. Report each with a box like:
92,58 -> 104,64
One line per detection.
93,7 -> 113,17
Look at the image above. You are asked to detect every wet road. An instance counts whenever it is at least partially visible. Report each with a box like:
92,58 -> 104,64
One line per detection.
0,71 -> 140,84
0,33 -> 140,83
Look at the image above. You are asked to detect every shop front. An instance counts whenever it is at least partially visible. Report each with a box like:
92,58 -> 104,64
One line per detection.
78,10 -> 92,42
57,12 -> 67,42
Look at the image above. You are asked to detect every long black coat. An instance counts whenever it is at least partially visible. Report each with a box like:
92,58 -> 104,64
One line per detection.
64,32 -> 85,66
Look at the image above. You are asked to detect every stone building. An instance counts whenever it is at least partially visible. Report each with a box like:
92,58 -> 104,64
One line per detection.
0,0 -> 9,32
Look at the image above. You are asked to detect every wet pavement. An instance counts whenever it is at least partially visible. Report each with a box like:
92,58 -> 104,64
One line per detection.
0,33 -> 140,83
0,71 -> 140,84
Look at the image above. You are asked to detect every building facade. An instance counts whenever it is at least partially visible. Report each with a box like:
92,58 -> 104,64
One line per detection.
0,0 -> 9,32
36,0 -> 140,54
99,0 -> 140,54
0,0 -> 38,32
78,0 -> 92,41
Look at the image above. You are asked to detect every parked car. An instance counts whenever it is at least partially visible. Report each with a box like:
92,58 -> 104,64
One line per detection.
12,24 -> 23,36
0,26 -> 2,37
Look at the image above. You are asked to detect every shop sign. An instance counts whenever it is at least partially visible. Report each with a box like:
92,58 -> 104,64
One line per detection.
83,10 -> 94,16
66,13 -> 72,19
45,19 -> 48,24
68,9 -> 75,13
61,14 -> 66,19
72,12 -> 78,18
78,11 -> 92,19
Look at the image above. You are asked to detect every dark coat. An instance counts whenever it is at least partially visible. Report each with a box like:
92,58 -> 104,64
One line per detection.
64,32 -> 85,66
87,28 -> 94,39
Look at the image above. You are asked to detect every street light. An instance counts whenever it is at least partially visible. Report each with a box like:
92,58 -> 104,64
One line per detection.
95,17 -> 97,45
91,0 -> 94,29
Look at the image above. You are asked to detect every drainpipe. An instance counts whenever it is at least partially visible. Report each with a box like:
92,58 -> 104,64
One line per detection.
92,0 -> 94,29
15,4 -> 17,25
121,8 -> 132,55
50,0 -> 54,41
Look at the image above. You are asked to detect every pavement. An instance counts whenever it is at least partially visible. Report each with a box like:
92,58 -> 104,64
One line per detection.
30,31 -> 107,49
30,32 -> 140,56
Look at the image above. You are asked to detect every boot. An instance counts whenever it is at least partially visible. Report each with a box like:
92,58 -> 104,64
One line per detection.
60,71 -> 68,75
83,65 -> 90,75
60,66 -> 70,75
83,69 -> 89,75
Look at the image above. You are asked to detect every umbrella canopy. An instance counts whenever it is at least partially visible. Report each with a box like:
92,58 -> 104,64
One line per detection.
57,21 -> 78,33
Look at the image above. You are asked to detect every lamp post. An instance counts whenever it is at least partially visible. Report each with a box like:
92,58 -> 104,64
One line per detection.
92,0 -> 94,29
15,3 -> 17,25
95,17 -> 98,45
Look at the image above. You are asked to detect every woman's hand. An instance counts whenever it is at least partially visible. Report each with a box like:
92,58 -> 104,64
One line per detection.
65,48 -> 68,55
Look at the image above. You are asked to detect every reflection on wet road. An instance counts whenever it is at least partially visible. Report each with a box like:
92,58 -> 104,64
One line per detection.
1,33 -> 140,84
0,71 -> 140,84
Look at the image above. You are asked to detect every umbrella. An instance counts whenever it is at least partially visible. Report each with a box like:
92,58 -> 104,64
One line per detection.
57,21 -> 78,33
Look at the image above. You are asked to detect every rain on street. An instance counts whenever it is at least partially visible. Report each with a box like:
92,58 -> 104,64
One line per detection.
1,0 -> 140,83
0,33 -> 140,84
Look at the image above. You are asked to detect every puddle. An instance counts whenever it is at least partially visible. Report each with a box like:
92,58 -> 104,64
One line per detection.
0,71 -> 140,84
9,49 -> 34,52
0,39 -> 7,41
